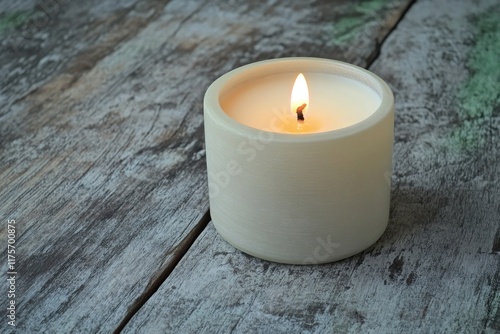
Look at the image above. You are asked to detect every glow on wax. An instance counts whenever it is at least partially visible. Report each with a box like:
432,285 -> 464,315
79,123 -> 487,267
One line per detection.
220,72 -> 381,134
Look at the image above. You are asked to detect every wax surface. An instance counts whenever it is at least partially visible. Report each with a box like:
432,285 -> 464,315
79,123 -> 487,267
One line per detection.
220,72 -> 381,134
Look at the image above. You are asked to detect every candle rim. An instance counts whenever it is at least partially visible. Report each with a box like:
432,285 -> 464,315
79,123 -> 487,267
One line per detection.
204,57 -> 394,143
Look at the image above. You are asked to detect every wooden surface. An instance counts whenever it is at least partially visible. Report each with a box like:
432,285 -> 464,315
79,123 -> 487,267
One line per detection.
0,0 -> 498,333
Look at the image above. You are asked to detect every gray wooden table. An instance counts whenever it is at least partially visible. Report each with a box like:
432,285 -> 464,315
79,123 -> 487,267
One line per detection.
1,0 -> 499,333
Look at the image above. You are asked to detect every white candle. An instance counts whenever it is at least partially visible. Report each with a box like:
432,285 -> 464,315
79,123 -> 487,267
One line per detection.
204,58 -> 394,264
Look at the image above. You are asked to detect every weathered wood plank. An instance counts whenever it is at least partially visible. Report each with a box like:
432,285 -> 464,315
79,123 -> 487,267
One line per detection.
123,0 -> 500,333
0,0 -> 414,332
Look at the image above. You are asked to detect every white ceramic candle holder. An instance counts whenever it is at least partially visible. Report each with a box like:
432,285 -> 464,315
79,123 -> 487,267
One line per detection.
204,58 -> 394,264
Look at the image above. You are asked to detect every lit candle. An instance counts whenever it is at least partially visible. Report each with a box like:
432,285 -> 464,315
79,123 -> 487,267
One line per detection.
204,57 -> 394,264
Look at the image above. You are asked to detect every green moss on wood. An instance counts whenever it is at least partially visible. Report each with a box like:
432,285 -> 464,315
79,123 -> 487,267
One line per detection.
356,0 -> 389,14
330,0 -> 389,45
452,12 -> 500,151
0,11 -> 31,35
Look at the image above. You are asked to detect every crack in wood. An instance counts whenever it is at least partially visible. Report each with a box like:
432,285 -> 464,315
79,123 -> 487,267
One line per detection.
113,209 -> 211,333
366,0 -> 418,69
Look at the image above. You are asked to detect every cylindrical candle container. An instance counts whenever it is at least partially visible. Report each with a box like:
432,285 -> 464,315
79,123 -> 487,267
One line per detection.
204,58 -> 394,264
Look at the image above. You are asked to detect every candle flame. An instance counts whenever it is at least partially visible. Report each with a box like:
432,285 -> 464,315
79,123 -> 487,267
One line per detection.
291,73 -> 309,122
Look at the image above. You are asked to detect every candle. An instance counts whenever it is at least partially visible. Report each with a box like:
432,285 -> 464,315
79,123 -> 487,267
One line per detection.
204,58 -> 394,264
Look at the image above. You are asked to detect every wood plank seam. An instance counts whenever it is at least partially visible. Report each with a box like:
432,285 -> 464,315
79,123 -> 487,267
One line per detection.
113,209 -> 211,333
366,0 -> 418,68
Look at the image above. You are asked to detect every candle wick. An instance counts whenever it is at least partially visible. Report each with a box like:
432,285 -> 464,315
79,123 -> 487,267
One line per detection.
296,103 -> 306,122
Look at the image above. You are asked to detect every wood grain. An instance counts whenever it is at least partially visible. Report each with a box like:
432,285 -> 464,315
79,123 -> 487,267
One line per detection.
0,0 -> 415,332
123,0 -> 500,333
0,0 -> 168,116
